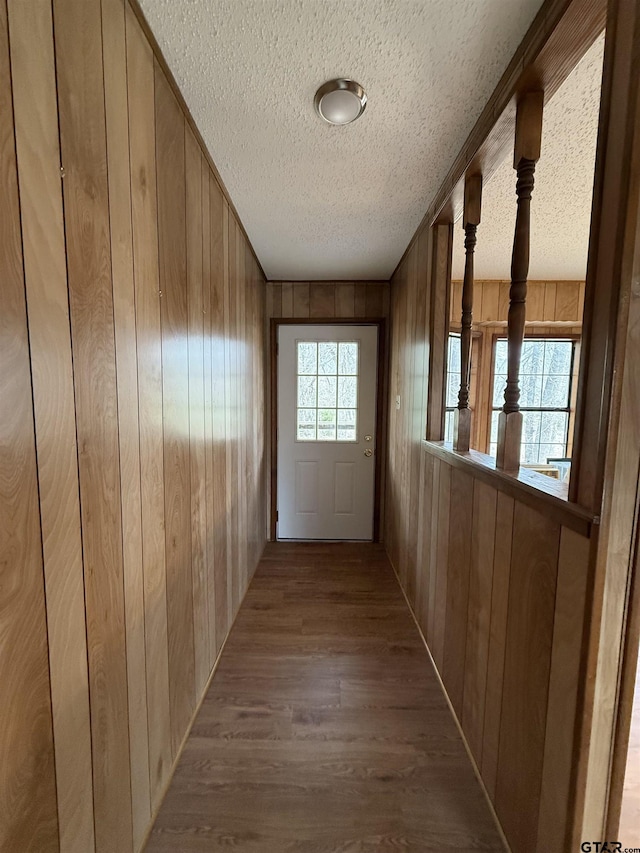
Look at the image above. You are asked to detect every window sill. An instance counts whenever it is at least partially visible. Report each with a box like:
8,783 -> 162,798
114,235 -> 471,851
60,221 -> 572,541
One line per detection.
421,441 -> 597,537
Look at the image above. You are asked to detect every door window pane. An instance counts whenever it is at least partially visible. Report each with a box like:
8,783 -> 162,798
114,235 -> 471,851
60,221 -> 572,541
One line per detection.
338,342 -> 358,375
296,340 -> 360,441
297,342 -> 317,375
318,342 -> 337,375
297,375 -> 316,407
318,376 -> 337,407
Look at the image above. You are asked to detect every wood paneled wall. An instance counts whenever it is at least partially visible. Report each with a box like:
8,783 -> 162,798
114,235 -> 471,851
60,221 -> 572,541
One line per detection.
450,279 -> 585,325
0,1 -> 266,850
385,233 -> 596,853
267,280 -> 390,319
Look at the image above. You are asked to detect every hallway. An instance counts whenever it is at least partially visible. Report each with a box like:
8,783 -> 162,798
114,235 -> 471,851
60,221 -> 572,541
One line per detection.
145,543 -> 505,851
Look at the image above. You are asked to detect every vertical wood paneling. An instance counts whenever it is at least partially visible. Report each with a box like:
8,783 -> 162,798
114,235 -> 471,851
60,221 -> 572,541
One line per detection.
386,220 -> 594,853
281,282 -> 294,317
185,128 -> 209,696
226,213 -> 240,613
292,281 -> 310,317
2,0 -> 268,849
426,457 -> 442,649
431,463 -> 451,670
270,282 -> 282,318
0,3 -> 59,846
125,5 -> 172,810
496,503 -> 560,853
443,468 -> 474,716
267,282 -> 389,322
482,491 -> 514,799
8,0 -> 94,848
155,62 -> 196,757
462,481 -> 497,766
102,0 -> 151,846
54,0 -> 133,847
309,282 -> 335,317
236,222 -> 249,600
335,283 -> 355,317
536,527 -> 590,851
223,202 -> 235,624
202,161 -> 216,669
211,178 -> 230,651
354,283 -> 368,316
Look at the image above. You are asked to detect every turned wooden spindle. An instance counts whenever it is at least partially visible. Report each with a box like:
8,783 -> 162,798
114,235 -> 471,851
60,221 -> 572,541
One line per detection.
454,174 -> 482,452
496,91 -> 544,471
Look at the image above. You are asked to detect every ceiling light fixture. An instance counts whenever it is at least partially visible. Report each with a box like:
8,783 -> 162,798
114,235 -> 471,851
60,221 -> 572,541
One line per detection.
314,79 -> 367,125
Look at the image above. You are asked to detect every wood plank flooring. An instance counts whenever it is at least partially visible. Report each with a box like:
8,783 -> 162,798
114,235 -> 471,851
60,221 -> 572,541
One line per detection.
145,543 -> 505,852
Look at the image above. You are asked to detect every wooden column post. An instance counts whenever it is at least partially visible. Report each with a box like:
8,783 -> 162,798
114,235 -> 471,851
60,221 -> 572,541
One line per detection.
454,174 -> 482,451
496,91 -> 544,471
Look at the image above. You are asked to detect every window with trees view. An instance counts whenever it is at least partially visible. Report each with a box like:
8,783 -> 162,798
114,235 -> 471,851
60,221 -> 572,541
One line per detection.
489,337 -> 575,463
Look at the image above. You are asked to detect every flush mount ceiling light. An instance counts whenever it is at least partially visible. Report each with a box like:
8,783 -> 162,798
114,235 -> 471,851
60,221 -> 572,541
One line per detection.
314,79 -> 367,125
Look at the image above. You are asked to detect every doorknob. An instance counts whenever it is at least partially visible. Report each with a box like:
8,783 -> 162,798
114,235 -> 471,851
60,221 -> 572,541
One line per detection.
364,448 -> 373,457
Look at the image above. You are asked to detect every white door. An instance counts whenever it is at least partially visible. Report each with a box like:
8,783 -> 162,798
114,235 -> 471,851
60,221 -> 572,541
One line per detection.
277,324 -> 378,540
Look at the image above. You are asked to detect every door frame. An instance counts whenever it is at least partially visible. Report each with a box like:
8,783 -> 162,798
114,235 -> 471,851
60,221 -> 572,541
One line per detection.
270,317 -> 387,542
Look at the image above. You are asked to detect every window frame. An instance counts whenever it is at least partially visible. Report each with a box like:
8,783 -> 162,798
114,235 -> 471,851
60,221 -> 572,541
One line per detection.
444,328 -> 483,445
488,332 -> 581,464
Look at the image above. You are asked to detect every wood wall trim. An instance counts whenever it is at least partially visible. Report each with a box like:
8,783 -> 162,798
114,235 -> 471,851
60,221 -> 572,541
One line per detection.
569,0 -> 640,511
422,442 -> 595,537
392,0 -> 606,278
426,224 -> 453,441
127,0 -> 266,282
575,0 -> 640,835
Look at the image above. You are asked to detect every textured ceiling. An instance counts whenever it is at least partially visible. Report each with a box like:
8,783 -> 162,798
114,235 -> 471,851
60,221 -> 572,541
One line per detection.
452,34 -> 604,281
137,0 -> 548,280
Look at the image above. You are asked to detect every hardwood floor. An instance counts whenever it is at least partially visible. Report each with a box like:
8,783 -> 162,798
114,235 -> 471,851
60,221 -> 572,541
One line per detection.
145,543 -> 505,851
619,654 -> 640,844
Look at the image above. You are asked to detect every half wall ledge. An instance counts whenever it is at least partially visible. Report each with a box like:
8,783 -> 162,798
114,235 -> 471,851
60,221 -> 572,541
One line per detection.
422,440 -> 597,537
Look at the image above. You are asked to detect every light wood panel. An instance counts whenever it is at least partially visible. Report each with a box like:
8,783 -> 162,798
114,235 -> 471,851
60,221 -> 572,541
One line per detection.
0,3 -> 59,847
54,0 -> 133,846
482,492 -> 514,800
7,1 -> 95,849
0,0 -> 267,849
185,127 -> 209,697
463,481 -> 497,766
267,281 -> 389,320
443,468 -> 473,716
126,4 -> 173,812
210,177 -> 230,653
155,58 -> 196,761
537,527 -> 591,851
495,503 -> 560,851
102,0 -> 150,846
450,279 -> 585,325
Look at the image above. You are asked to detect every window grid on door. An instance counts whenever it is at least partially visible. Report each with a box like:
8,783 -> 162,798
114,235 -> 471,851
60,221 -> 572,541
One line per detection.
296,341 -> 359,441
